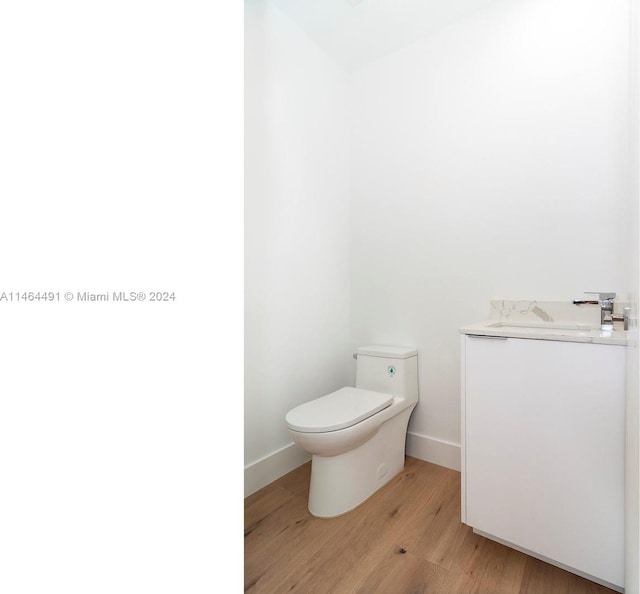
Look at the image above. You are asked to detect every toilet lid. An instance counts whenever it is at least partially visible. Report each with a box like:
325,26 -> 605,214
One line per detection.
286,387 -> 394,433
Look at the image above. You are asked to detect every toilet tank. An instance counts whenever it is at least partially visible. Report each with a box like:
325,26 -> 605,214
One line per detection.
355,345 -> 418,404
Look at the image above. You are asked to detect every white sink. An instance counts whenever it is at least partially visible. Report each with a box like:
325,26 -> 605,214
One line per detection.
459,319 -> 625,345
485,321 -> 595,335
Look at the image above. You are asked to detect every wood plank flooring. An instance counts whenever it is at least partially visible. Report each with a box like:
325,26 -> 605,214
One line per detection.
245,457 -> 616,593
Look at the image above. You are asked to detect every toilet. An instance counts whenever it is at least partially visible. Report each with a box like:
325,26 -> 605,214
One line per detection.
285,345 -> 419,518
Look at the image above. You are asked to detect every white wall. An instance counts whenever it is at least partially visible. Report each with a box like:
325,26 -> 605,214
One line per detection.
244,0 -> 352,494
349,0 -> 632,454
627,1 -> 640,591
245,0 -> 633,492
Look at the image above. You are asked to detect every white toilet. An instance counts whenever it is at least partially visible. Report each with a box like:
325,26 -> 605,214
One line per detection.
285,345 -> 419,518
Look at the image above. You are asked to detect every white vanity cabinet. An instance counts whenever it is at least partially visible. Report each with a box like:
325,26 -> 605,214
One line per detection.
461,334 -> 625,590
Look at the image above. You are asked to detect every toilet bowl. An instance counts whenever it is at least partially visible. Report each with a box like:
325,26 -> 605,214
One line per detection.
285,345 -> 419,518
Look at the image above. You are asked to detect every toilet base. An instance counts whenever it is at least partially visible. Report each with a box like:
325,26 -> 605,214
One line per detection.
307,407 -> 414,518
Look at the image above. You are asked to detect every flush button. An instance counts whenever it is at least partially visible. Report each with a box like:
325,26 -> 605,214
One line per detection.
387,366 -> 396,377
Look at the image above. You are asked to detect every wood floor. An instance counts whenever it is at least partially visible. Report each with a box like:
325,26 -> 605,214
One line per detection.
245,457 -> 616,593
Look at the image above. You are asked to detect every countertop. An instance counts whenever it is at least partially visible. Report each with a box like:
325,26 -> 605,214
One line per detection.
459,320 -> 626,346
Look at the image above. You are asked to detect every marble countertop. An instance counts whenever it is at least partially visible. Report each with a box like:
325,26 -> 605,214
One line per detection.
459,299 -> 628,346
459,320 -> 626,346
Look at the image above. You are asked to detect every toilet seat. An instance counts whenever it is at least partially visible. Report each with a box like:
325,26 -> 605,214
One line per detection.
286,387 -> 393,433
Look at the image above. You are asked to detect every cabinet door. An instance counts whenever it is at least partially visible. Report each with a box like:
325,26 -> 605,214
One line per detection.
464,336 -> 624,587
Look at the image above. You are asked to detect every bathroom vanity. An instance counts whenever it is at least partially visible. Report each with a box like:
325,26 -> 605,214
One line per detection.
460,300 -> 626,591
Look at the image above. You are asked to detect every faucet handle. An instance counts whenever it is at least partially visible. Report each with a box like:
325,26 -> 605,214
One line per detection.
585,292 -> 616,301
612,306 -> 631,330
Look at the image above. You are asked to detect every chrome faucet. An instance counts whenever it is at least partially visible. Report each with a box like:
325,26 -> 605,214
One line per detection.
572,292 -> 629,331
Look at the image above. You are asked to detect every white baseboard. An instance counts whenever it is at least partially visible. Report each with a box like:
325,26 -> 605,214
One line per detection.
406,431 -> 461,472
244,442 -> 311,497
245,432 -> 459,498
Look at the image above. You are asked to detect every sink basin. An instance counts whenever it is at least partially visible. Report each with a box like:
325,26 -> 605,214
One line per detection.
485,321 -> 596,335
460,319 -> 625,345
